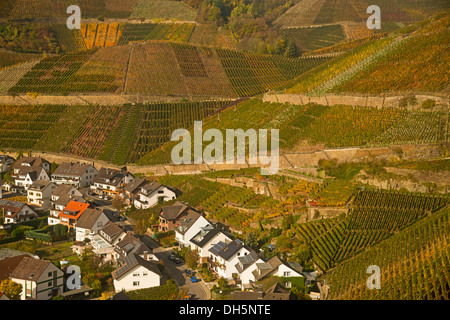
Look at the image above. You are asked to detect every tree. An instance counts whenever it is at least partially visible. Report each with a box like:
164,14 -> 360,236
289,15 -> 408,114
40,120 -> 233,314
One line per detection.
134,219 -> 148,236
0,279 -> 22,300
185,249 -> 199,269
112,195 -> 124,212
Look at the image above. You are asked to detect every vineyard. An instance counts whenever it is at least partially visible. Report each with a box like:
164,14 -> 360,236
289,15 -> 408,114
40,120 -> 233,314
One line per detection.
295,189 -> 449,271
325,207 -> 450,299
0,60 -> 40,94
63,105 -> 126,160
0,104 -> 67,150
129,0 -> 198,21
2,39 -> 332,97
331,32 -> 450,94
297,105 -> 406,148
9,49 -> 96,94
273,0 -> 448,28
282,25 -> 346,54
156,174 -> 281,230
368,111 -> 449,147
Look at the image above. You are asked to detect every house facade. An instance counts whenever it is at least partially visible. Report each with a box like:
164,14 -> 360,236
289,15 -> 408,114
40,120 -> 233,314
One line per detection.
74,208 -> 110,242
0,199 -> 38,224
112,253 -> 162,293
51,162 -> 98,188
159,201 -> 200,232
174,212 -> 210,248
133,181 -> 177,209
91,167 -> 134,197
58,201 -> 91,231
27,180 -> 57,207
14,167 -> 50,190
189,226 -> 233,263
208,239 -> 252,280
9,256 -> 64,300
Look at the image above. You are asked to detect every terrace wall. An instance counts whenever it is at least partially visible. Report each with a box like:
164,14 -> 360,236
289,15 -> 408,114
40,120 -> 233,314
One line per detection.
263,93 -> 449,109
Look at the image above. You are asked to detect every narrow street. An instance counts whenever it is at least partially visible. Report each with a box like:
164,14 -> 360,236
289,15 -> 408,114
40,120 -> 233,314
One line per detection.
141,235 -> 210,300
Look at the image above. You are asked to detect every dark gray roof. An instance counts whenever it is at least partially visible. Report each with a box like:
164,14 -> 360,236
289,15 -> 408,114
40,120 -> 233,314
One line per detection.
93,167 -> 131,186
160,201 -> 189,220
123,177 -> 146,193
209,239 -> 244,261
189,227 -> 220,248
235,251 -> 259,273
112,253 -> 161,280
209,241 -> 227,256
115,233 -> 152,256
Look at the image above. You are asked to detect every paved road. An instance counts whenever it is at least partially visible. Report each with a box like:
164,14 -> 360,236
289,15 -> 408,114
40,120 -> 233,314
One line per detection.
141,235 -> 210,300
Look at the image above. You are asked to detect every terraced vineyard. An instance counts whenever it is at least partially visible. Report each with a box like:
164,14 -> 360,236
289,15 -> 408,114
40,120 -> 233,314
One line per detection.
325,207 -> 450,300
9,50 -> 96,94
295,189 -> 449,272
0,104 -> 67,150
283,25 -> 346,53
332,32 -> 450,94
0,60 -> 40,94
129,0 -> 198,21
297,105 -> 406,148
157,174 -> 280,230
63,106 -> 126,159
368,111 -> 449,147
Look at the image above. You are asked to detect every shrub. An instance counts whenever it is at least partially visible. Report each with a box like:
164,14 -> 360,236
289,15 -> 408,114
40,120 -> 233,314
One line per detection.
421,99 -> 436,109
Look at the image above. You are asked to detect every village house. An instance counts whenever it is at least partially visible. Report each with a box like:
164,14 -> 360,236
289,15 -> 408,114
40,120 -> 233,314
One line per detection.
11,157 -> 50,175
27,180 -> 57,208
48,190 -> 85,226
51,162 -> 98,188
91,167 -> 134,197
1,255 -> 64,300
174,210 -> 210,248
189,225 -> 233,263
112,253 -> 162,293
58,200 -> 91,231
159,201 -> 201,232
115,232 -> 158,262
133,181 -> 178,209
74,208 -> 110,242
90,221 -> 127,262
0,199 -> 38,224
13,167 -> 50,191
122,177 -> 147,206
208,239 -> 254,280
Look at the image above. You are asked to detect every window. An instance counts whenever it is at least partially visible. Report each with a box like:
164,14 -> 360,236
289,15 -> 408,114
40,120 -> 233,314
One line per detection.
48,281 -> 52,287
48,272 -> 52,277
285,282 -> 291,288
133,281 -> 140,287
283,271 -> 291,277
133,272 -> 140,277
143,272 -> 148,276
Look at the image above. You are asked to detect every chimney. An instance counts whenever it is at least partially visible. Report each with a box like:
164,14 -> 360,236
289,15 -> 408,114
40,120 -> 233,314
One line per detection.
144,251 -> 148,260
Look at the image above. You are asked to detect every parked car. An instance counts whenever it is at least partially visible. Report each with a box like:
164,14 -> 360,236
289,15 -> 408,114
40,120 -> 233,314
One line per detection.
190,276 -> 198,283
174,258 -> 181,264
185,269 -> 191,277
168,254 -> 175,261
183,293 -> 192,300
99,195 -> 103,199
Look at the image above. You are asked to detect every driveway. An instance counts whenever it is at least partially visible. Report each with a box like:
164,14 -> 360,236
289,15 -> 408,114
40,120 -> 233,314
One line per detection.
141,235 -> 210,300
